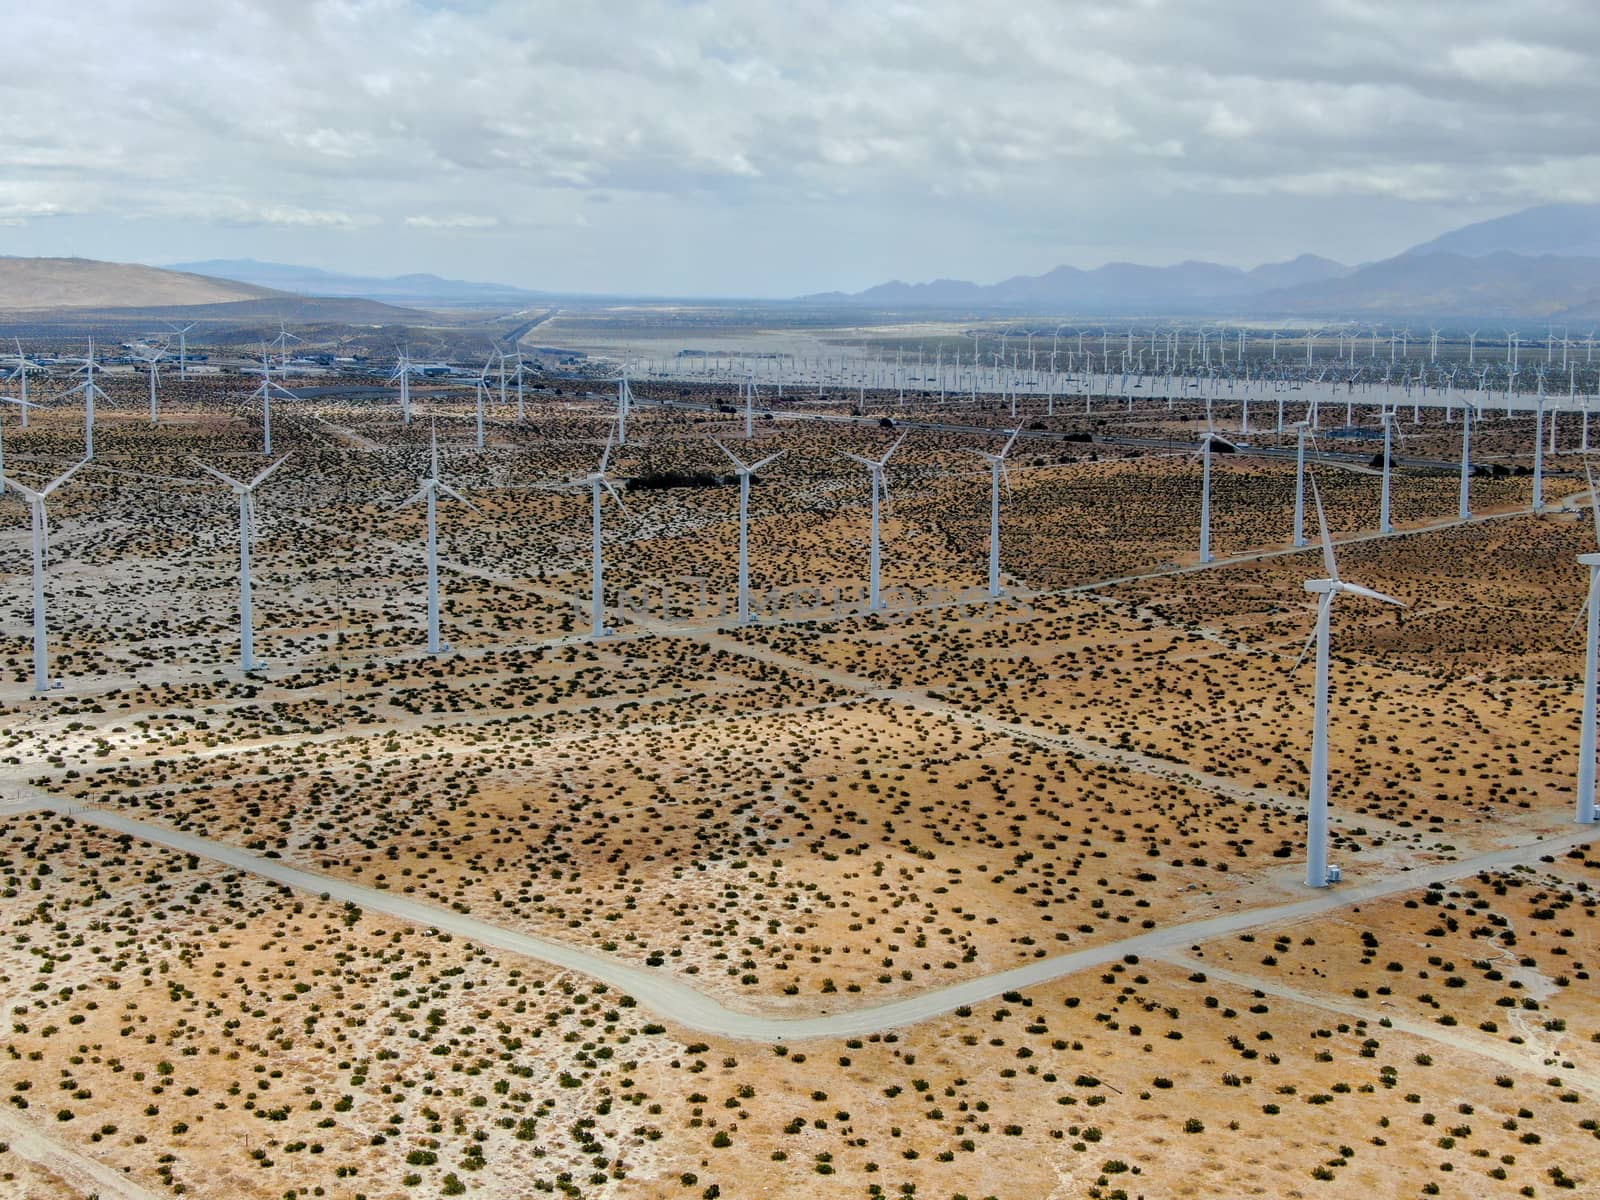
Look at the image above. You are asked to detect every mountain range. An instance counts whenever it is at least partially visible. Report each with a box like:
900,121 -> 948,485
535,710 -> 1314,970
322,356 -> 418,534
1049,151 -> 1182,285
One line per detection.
166,259 -> 549,307
804,204 -> 1600,319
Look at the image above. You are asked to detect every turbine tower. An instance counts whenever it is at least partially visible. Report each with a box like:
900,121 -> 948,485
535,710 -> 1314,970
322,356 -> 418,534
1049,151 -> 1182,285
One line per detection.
1576,467 -> 1600,825
1378,409 -> 1397,535
71,340 -> 111,460
388,350 -> 414,426
714,439 -> 785,623
617,370 -> 633,446
1458,403 -> 1474,521
193,455 -> 291,671
1,458 -> 90,692
396,423 -> 478,654
1293,477 -> 1405,887
1291,420 -> 1311,548
841,434 -> 907,610
166,322 -> 198,378
136,343 -> 166,423
245,345 -> 297,456
577,425 -> 629,638
968,428 -> 1021,598
1196,423 -> 1237,564
474,355 -> 493,450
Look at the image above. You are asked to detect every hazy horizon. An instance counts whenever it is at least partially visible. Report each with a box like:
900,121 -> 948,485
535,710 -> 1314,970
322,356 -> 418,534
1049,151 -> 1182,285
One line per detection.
4,1 -> 1598,297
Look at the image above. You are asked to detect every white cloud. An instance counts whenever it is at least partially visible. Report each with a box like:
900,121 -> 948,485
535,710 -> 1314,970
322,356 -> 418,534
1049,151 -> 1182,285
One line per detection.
404,214 -> 500,229
1,0 -> 1599,292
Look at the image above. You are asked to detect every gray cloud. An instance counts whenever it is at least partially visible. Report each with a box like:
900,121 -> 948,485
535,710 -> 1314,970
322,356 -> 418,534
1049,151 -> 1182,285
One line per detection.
2,0 -> 1597,294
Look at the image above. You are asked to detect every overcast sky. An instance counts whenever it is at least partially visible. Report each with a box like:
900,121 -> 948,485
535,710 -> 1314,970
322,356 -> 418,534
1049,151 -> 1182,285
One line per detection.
3,0 -> 1597,296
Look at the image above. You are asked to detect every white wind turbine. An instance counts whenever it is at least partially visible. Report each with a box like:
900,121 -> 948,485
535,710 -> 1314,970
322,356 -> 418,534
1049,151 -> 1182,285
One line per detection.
576,425 -> 629,638
1291,420 -> 1311,548
70,340 -> 111,460
714,439 -> 785,623
968,428 -> 1022,598
166,321 -> 198,378
473,355 -> 493,450
1293,476 -> 1405,886
193,455 -> 291,671
1196,422 -> 1237,564
743,371 -> 757,439
1458,401 -> 1476,521
396,422 -> 478,654
1378,408 -> 1399,535
841,434 -> 907,610
245,345 -> 296,456
616,370 -> 633,446
388,350 -> 414,426
1,457 -> 90,692
1575,466 -> 1600,825
272,322 -> 301,374
4,340 -> 42,428
135,342 -> 166,423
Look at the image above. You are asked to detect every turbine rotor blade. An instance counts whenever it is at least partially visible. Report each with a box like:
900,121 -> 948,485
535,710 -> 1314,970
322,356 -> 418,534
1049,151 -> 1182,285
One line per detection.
1588,463 -> 1600,551
191,458 -> 245,490
601,478 -> 630,516
1310,472 -> 1338,581
711,438 -> 747,472
438,481 -> 482,516
248,454 -> 291,491
1335,581 -> 1405,608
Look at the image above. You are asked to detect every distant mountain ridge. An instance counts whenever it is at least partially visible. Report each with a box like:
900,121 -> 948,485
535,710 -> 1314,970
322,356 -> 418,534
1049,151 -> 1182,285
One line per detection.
1403,203 -> 1600,260
0,256 -> 283,311
805,254 -> 1351,309
166,259 -> 548,307
804,204 -> 1600,318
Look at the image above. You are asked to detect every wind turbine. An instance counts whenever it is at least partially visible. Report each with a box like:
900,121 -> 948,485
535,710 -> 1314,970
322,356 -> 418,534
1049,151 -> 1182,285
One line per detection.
1458,401 -> 1475,521
245,346 -> 296,456
841,434 -> 907,610
272,322 -> 301,374
577,425 -> 629,638
70,340 -> 111,460
743,371 -> 757,439
193,455 -> 291,671
388,350 -> 414,426
968,428 -> 1021,598
1292,476 -> 1405,887
1291,420 -> 1311,548
616,370 -> 633,446
714,439 -> 785,623
1196,423 -> 1236,564
473,355 -> 493,450
1378,408 -> 1398,535
1,458 -> 89,692
4,340 -> 42,428
1575,466 -> 1600,825
166,322 -> 198,378
396,422 -> 478,654
135,342 -> 166,423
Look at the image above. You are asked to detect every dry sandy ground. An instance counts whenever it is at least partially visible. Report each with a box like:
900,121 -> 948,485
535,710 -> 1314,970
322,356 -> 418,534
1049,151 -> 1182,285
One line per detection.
1,396 -> 1597,1198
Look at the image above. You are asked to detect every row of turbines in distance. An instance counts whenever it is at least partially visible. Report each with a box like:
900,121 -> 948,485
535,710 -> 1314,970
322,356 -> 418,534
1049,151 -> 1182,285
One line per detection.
3,347 -> 1600,892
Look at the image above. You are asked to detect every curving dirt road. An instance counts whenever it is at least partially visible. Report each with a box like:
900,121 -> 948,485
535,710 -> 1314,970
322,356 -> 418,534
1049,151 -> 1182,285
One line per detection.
15,786 -> 1597,1044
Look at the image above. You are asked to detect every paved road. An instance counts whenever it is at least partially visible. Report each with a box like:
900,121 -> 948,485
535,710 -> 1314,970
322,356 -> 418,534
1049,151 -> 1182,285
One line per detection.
15,787 -> 1596,1042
